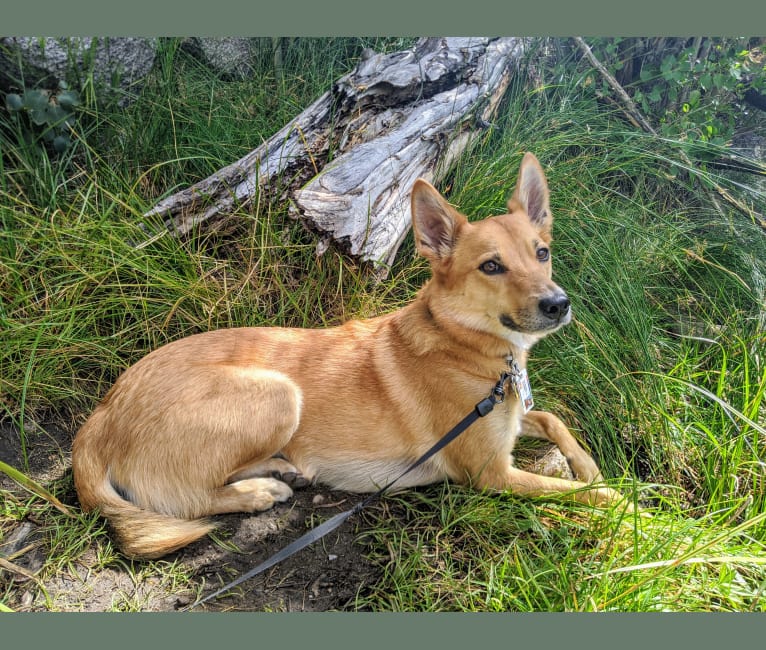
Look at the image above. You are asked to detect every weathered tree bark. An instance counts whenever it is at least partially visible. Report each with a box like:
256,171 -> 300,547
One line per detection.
143,37 -> 530,269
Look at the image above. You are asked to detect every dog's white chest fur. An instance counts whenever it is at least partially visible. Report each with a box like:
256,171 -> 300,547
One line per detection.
295,454 -> 447,493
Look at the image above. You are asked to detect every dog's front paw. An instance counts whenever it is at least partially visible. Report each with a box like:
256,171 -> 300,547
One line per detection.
567,453 -> 603,484
587,485 -> 635,513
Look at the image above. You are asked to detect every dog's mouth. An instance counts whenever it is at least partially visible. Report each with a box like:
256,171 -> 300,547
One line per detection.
499,313 -> 524,331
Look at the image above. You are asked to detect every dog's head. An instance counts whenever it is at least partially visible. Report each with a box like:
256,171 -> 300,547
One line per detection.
411,153 -> 570,351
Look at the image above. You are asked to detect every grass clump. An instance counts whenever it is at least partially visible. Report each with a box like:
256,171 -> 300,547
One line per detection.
357,486 -> 766,611
1,38 -> 765,611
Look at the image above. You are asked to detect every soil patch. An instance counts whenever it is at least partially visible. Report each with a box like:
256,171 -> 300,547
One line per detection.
0,421 -> 383,611
1,419 -> 570,611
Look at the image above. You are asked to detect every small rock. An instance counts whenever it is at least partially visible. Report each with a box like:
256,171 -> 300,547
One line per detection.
516,443 -> 574,480
312,494 -> 326,505
327,554 -> 338,561
175,596 -> 191,609
0,521 -> 37,557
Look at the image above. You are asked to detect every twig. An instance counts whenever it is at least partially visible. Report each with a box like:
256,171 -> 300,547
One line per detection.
596,91 -> 642,129
0,557 -> 41,584
574,36 -> 657,135
679,37 -> 703,108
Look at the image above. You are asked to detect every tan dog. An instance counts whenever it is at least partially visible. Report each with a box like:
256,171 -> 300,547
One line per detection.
72,153 -> 624,560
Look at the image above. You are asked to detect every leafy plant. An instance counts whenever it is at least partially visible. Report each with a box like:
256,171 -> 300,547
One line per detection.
648,41 -> 763,144
4,81 -> 81,153
573,37 -> 765,146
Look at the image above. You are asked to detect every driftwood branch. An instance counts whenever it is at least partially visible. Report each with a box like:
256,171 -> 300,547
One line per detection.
573,36 -> 657,136
143,37 -> 530,269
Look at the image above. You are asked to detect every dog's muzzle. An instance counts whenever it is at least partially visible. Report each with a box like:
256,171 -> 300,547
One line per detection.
499,289 -> 571,334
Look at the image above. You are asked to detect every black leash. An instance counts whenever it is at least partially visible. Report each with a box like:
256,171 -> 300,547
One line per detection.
184,370 -> 513,610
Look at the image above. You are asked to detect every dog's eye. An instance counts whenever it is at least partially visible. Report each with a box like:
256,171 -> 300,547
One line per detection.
479,260 -> 505,275
536,247 -> 550,262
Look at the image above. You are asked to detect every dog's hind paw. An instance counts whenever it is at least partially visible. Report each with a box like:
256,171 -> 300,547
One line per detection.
215,477 -> 293,514
260,477 -> 294,503
277,471 -> 311,489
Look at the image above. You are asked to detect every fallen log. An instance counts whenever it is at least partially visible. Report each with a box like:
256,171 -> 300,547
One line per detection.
143,37 -> 530,270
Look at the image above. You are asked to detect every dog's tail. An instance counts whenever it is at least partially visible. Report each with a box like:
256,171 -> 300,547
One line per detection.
95,499 -> 215,560
72,412 -> 215,560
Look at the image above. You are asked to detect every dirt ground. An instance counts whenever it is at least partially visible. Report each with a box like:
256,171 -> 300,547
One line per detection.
1,417 -> 573,612
0,421 -> 385,612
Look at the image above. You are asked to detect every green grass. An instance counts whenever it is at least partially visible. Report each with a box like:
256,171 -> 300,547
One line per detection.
1,37 -> 765,611
356,485 -> 766,611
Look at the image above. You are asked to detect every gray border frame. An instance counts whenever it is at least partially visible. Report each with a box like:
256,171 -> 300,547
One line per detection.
2,0 -> 765,646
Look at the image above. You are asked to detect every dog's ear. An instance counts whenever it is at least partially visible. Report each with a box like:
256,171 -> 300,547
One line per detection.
508,153 -> 552,232
411,179 -> 466,261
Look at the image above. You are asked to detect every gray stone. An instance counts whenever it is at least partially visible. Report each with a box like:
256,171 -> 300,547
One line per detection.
182,37 -> 258,80
0,37 -> 157,104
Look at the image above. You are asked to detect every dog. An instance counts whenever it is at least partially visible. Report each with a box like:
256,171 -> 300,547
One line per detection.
72,153 -> 626,560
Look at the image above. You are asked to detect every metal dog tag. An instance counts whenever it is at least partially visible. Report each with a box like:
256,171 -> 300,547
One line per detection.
512,368 -> 534,414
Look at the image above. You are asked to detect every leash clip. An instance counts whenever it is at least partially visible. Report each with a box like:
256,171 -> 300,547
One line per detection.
475,371 -> 511,417
492,372 -> 510,404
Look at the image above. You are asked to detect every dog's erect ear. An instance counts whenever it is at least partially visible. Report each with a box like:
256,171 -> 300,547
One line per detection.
411,179 -> 466,261
509,153 -> 552,231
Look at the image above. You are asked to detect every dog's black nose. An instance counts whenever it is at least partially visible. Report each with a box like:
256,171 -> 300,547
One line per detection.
539,292 -> 571,322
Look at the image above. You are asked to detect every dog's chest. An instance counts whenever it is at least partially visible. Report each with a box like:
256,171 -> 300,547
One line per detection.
483,397 -> 523,449
291,398 -> 523,493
